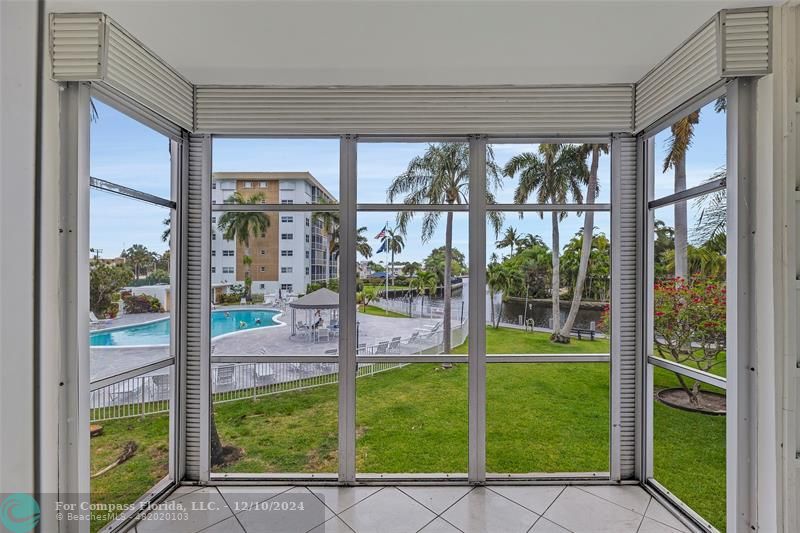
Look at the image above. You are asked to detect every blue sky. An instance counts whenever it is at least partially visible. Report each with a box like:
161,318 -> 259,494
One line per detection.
90,98 -> 726,263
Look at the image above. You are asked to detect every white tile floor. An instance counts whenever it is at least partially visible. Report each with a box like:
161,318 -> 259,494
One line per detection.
132,484 -> 695,533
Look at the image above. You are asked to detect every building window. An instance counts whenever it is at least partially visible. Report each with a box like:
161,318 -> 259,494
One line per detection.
211,266 -> 216,273
244,181 -> 252,188
211,250 -> 216,256
305,251 -> 310,259
211,216 -> 216,223
212,182 -> 217,189
222,250 -> 234,257
260,283 -> 265,289
212,233 -> 216,240
281,284 -> 293,292
282,233 -> 293,240
305,235 -> 310,243
259,181 -> 267,188
305,267 -> 309,275
281,216 -> 294,223
260,250 -> 265,255
260,266 -> 265,272
281,267 -> 293,273
222,266 -> 234,274
306,217 -> 310,226
281,199 -> 294,204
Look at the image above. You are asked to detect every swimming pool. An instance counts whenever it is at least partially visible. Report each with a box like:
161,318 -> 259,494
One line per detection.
90,309 -> 282,346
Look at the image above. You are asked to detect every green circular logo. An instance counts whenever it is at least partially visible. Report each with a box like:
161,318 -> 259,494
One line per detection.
0,493 -> 40,533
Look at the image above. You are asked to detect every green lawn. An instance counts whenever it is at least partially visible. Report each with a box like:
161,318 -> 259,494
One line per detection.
358,304 -> 410,318
90,327 -> 726,531
90,415 -> 170,532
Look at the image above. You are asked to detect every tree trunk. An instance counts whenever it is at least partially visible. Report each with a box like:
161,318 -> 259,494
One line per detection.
674,156 -> 688,279
490,288 -> 496,328
551,211 -> 561,336
442,212 -> 453,354
558,145 -> 599,342
210,414 -> 225,466
497,298 -> 504,329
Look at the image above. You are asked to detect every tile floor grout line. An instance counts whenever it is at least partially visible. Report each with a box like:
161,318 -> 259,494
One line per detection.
527,486 -> 572,533
305,485 -> 343,519
303,515 -> 356,533
574,485 -> 652,517
332,486 -> 388,532
484,484 -> 558,518
432,485 -> 477,520
395,485 -> 470,521
155,487 -> 236,533
641,497 -> 691,533
222,484 -> 295,518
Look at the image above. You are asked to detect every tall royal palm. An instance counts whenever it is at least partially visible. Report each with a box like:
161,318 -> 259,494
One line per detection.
559,143 -> 608,342
663,111 -> 699,280
388,143 -> 503,353
217,191 -> 269,301
504,144 -> 588,340
384,228 -> 405,286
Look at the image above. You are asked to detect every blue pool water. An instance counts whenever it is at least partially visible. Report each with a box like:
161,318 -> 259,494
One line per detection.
90,309 -> 281,346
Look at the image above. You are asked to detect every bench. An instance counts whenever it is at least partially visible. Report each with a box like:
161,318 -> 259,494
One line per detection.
572,328 -> 596,341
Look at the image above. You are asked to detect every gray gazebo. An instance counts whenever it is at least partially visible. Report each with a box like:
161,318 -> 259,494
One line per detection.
288,288 -> 339,336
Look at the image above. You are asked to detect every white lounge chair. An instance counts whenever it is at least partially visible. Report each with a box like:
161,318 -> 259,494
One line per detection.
375,341 -> 390,355
253,364 -> 274,385
89,311 -> 112,325
388,336 -> 402,353
215,365 -> 236,390
317,328 -> 330,343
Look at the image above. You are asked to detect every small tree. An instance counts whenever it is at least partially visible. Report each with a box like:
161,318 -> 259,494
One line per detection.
652,276 -> 726,405
90,262 -> 133,317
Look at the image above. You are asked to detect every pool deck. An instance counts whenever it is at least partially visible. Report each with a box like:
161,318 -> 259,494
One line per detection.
90,308 -> 455,381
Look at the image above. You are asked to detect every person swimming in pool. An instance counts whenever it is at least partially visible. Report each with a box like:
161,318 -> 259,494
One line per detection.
239,320 -> 247,329
224,312 -> 230,318
255,317 -> 262,325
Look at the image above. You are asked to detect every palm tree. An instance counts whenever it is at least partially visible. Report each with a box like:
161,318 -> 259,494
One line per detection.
496,226 -> 522,258
121,244 -> 157,279
402,261 -> 421,278
663,111 -> 700,280
504,144 -> 588,340
413,270 -> 439,315
356,227 -> 373,259
384,228 -> 405,286
312,204 -> 340,283
217,191 -> 269,301
161,216 -> 171,243
388,143 -> 504,353
559,143 -> 608,342
518,233 -> 544,252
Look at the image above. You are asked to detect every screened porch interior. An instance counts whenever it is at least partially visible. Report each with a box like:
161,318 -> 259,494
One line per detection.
32,1 -> 797,532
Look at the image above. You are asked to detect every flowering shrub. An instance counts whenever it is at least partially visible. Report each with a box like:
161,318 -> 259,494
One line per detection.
653,276 -> 726,404
597,303 -> 611,335
123,294 -> 164,314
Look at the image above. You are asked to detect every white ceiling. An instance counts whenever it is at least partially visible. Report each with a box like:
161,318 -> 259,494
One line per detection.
46,0 -> 780,86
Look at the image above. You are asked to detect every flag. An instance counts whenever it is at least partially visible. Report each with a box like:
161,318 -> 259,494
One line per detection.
376,239 -> 388,254
374,224 -> 387,240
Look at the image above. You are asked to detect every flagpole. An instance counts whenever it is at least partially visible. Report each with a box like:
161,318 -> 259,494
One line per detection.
385,219 -> 389,306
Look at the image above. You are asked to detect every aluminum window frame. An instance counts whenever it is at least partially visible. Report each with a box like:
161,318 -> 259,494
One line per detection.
80,85 -> 185,533
481,136 -> 613,481
203,134 -> 616,483
639,83 -> 733,533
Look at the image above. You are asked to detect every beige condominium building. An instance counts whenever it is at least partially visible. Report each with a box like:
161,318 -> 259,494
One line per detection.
211,172 -> 337,296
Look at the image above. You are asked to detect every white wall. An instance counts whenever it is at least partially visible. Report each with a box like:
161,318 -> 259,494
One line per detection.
0,0 -> 38,495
